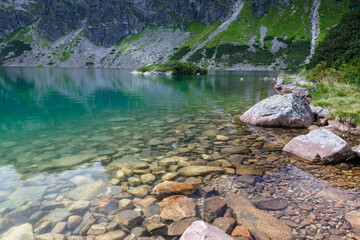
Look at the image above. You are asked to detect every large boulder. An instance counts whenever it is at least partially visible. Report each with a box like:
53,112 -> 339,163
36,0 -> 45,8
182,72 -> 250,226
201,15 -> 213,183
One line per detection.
226,193 -> 292,240
240,94 -> 314,128
180,220 -> 234,240
1,223 -> 34,240
283,129 -> 354,163
153,181 -> 196,198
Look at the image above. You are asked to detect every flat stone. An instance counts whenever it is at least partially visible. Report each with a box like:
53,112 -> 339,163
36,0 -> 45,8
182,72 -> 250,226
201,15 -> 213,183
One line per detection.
168,217 -> 199,236
316,187 -> 357,202
148,138 -> 162,146
236,165 -> 263,175
240,94 -> 314,128
220,147 -> 249,155
51,222 -> 67,234
153,181 -> 196,198
116,210 -> 142,228
116,170 -> 126,181
70,175 -> 94,186
161,172 -> 179,181
252,198 -> 288,211
226,193 -> 292,240
283,129 -> 354,163
213,217 -> 236,234
140,173 -> 156,184
99,196 -> 118,214
142,215 -> 166,234
198,186 -> 216,198
345,210 -> 360,234
235,175 -> 262,186
43,208 -> 71,223
178,166 -> 225,177
9,186 -> 47,203
1,223 -> 34,240
127,186 -> 148,197
203,197 -> 227,222
66,180 -> 107,200
216,135 -> 229,141
180,220 -> 233,240
95,230 -> 126,240
87,224 -> 106,235
68,200 -> 90,213
160,195 -> 196,222
67,215 -> 83,230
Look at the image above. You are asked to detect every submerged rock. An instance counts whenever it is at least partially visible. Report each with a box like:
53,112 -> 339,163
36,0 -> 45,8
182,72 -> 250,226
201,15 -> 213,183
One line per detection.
153,181 -> 196,198
160,195 -> 196,222
345,210 -> 360,234
1,223 -> 34,240
283,129 -> 354,163
240,94 -> 314,128
226,193 -> 292,240
178,166 -> 225,177
180,220 -> 233,240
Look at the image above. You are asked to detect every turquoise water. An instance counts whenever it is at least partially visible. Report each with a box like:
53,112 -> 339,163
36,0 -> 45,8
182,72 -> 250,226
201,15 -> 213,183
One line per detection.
0,67 -> 280,236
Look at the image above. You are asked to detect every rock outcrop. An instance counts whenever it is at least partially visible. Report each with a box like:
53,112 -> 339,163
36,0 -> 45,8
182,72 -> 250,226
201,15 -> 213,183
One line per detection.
283,129 -> 354,163
240,94 -> 314,128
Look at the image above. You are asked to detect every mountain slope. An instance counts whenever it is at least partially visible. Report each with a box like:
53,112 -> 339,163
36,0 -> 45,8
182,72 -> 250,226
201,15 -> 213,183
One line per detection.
0,0 -> 357,70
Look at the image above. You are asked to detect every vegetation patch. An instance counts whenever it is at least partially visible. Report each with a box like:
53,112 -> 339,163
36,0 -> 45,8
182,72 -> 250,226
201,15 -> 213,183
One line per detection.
188,49 -> 205,63
136,61 -> 207,75
0,40 -> 32,65
169,47 -> 191,61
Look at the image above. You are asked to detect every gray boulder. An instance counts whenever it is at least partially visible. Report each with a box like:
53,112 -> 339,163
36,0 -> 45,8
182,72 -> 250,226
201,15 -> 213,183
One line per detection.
240,94 -> 314,128
180,220 -> 233,240
283,129 -> 354,163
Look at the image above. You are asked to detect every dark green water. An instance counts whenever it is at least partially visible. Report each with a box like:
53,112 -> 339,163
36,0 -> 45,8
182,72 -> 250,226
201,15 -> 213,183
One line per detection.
0,67 -> 279,236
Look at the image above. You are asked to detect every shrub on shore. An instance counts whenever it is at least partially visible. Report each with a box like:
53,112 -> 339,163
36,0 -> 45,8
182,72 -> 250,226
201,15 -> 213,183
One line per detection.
136,61 -> 208,75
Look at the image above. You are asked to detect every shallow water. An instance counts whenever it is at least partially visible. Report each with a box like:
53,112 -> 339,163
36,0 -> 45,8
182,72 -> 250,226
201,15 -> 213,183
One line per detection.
0,67 -> 359,239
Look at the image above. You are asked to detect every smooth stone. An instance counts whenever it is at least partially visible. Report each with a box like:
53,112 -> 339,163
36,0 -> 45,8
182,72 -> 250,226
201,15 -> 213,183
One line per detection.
179,220 -> 233,240
51,222 -> 67,234
66,180 -> 107,200
236,165 -> 264,175
161,172 -> 179,181
95,230 -> 126,240
203,197 -> 227,222
140,174 -> 156,184
0,223 -> 34,240
198,186 -> 216,198
88,136 -> 114,141
178,166 -> 225,177
216,135 -> 229,141
160,195 -> 196,222
168,217 -> 200,236
345,210 -> 360,234
98,196 -> 119,214
87,224 -> 106,235
240,93 -> 314,128
220,146 -> 249,155
9,185 -> 47,202
235,175 -> 262,186
128,177 -> 141,187
68,200 -> 90,213
127,186 -> 148,197
68,215 -> 83,230
153,181 -> 196,198
226,193 -> 292,240
116,210 -> 142,228
203,130 -> 218,137
119,199 -> 133,209
252,198 -> 288,210
116,170 -> 126,181
213,217 -> 236,234
316,187 -> 357,202
283,129 -> 354,163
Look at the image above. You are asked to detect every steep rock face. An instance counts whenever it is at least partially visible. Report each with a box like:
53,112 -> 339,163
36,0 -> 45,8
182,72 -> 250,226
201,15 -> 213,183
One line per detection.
0,3 -> 41,40
251,0 -> 293,17
36,0 -> 237,47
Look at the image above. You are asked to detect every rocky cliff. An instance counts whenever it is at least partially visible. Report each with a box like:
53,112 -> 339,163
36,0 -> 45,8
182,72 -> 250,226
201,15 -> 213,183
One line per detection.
0,0 -> 357,70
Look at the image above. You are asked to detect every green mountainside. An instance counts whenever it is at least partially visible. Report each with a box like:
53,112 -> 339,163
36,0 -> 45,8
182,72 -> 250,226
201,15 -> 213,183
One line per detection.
0,0 -> 358,70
